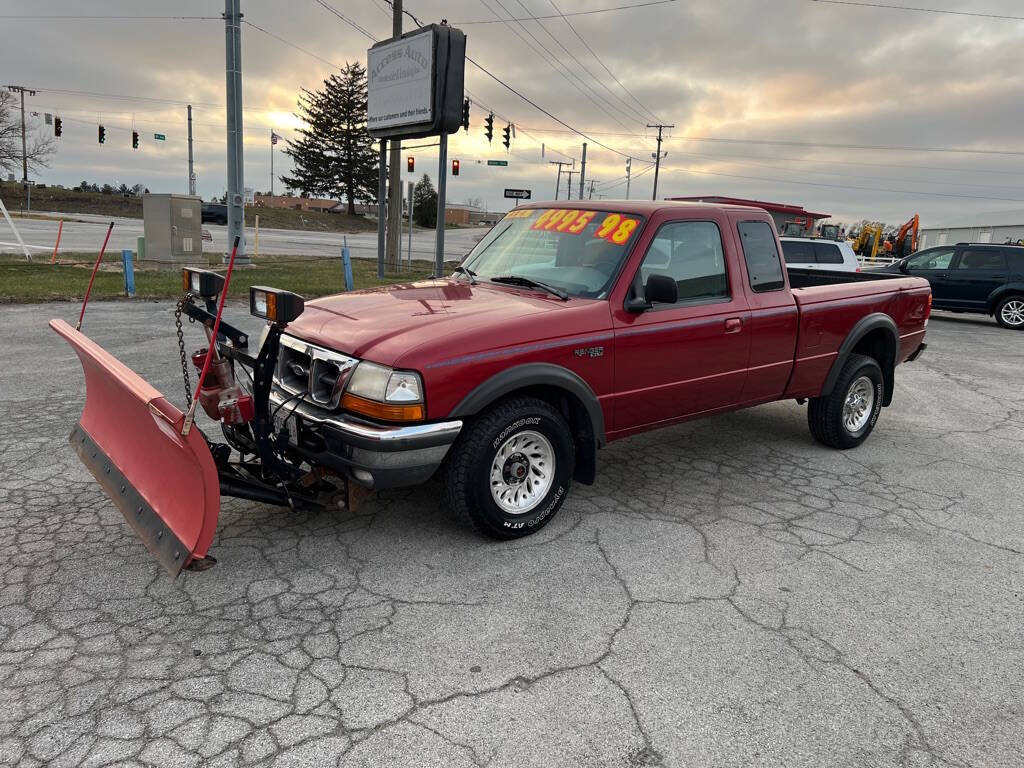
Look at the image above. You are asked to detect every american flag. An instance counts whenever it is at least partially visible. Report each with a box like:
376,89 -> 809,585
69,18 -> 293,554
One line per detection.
271,131 -> 280,145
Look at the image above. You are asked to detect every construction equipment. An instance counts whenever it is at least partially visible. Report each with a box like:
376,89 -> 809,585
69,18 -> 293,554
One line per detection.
852,224 -> 884,261
893,214 -> 919,258
817,223 -> 841,241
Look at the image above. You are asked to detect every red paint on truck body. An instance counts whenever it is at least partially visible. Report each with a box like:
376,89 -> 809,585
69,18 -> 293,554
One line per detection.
286,201 -> 930,441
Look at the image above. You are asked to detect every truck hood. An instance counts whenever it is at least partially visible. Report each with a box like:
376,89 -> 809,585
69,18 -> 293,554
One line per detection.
283,279 -> 601,367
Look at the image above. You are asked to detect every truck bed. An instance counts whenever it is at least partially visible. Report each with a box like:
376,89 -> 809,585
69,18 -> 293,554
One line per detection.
786,266 -> 905,289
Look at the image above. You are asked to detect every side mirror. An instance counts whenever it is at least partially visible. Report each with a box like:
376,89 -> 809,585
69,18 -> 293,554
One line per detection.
898,260 -> 909,274
645,273 -> 678,305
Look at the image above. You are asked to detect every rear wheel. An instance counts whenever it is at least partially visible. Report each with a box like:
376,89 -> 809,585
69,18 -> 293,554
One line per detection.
808,354 -> 884,449
443,397 -> 574,539
995,296 -> 1024,329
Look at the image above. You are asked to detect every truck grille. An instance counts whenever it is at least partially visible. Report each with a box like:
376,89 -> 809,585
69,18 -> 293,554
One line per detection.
277,335 -> 358,409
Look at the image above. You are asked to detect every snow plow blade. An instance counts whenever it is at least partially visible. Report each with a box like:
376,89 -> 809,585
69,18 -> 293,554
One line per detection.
50,319 -> 220,577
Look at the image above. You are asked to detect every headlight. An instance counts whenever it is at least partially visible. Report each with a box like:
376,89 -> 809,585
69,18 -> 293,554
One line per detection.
342,362 -> 424,421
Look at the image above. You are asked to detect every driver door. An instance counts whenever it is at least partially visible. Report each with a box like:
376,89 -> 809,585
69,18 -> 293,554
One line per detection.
611,219 -> 750,433
904,247 -> 956,306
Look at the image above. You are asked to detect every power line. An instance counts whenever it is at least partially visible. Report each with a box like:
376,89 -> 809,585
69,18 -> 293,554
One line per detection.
661,163 -> 1024,202
669,134 -> 1024,157
452,0 -> 679,24
0,14 -> 220,20
243,20 -> 345,70
544,0 -> 664,124
804,0 -> 1024,21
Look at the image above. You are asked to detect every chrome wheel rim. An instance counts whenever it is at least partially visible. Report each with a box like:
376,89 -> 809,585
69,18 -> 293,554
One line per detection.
842,376 -> 875,433
489,430 -> 555,514
1001,300 -> 1024,327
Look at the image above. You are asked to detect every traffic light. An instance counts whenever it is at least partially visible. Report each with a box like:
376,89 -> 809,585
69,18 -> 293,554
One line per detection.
451,159 -> 460,176
502,123 -> 511,150
98,125 -> 105,144
132,131 -> 139,150
462,99 -> 470,132
407,156 -> 414,172
54,117 -> 62,138
484,113 -> 494,143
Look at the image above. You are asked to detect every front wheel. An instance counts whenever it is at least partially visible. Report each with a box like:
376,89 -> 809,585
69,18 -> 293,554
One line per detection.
995,295 -> 1024,329
807,354 -> 884,449
443,397 -> 574,539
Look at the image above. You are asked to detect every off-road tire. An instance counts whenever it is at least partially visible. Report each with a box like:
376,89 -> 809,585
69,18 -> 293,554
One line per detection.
994,295 -> 1024,330
807,354 -> 884,449
443,396 -> 574,539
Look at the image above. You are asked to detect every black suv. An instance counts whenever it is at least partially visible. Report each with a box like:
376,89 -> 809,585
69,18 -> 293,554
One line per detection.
201,202 -> 228,225
871,243 -> 1024,329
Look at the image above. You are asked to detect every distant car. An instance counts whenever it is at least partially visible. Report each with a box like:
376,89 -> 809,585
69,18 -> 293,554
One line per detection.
780,237 -> 861,272
201,203 -> 228,225
868,243 -> 1024,329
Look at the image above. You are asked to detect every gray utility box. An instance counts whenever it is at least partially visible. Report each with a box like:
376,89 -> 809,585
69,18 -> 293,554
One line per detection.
142,194 -> 203,265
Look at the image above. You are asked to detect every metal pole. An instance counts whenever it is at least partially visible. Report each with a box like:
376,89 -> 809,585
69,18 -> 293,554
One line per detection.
435,132 -> 448,278
19,88 -> 27,183
407,180 -> 414,268
385,0 -> 403,271
377,139 -> 387,278
224,0 -> 247,262
578,142 -> 587,201
625,158 -> 631,200
187,105 -> 195,195
269,131 -> 274,198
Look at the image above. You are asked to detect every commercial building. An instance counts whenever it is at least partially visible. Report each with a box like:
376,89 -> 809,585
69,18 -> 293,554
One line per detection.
667,196 -> 831,236
918,209 -> 1024,249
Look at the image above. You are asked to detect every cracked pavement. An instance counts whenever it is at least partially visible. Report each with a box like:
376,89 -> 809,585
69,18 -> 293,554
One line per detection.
1,302 -> 1021,767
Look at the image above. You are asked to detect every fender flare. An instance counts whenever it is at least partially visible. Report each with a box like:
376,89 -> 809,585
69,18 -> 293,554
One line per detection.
821,313 -> 899,405
450,363 -> 606,447
987,282 -> 1024,314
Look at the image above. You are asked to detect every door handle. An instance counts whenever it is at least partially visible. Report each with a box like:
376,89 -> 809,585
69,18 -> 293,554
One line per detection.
725,317 -> 743,333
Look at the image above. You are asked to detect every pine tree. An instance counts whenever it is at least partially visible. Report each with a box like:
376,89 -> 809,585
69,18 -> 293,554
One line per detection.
280,62 -> 377,215
413,174 -> 438,228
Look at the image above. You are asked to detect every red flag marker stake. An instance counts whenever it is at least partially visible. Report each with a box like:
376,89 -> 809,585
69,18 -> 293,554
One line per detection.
76,221 -> 115,331
182,235 -> 240,436
50,218 -> 64,264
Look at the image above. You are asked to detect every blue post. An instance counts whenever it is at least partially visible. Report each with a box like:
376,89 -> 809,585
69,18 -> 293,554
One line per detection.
341,236 -> 354,292
121,249 -> 136,297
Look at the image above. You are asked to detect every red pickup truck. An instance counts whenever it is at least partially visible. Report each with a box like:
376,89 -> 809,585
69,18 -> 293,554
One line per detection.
52,200 -> 930,575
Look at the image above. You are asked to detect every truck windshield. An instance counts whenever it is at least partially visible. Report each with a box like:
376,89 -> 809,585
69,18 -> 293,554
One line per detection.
460,207 -> 645,299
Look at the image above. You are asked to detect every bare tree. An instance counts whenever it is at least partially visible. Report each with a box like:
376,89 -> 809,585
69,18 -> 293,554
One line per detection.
0,90 -> 56,177
463,196 -> 484,210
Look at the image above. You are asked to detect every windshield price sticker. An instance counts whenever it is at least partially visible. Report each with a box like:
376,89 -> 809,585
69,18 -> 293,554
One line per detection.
530,209 -> 639,244
504,209 -> 534,219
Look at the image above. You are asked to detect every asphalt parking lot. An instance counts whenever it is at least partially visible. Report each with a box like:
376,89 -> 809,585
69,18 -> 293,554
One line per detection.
1,302 -> 1021,767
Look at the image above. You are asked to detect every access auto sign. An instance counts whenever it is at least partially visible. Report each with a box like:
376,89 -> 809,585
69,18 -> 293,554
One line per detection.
367,24 -> 466,140
367,29 -> 434,132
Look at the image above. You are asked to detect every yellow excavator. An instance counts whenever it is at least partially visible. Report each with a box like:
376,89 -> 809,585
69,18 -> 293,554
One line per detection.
852,224 -> 884,261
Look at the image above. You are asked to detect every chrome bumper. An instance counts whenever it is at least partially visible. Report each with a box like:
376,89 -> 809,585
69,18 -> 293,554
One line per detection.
268,390 -> 462,489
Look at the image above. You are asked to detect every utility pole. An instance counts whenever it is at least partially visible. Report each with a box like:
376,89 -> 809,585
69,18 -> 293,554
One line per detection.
647,123 -> 673,201
550,160 -> 569,200
578,142 -> 587,201
224,0 -> 247,262
587,179 -> 597,199
385,0 -> 403,271
6,85 -> 36,183
625,158 -> 631,200
187,105 -> 195,195
565,170 -> 577,199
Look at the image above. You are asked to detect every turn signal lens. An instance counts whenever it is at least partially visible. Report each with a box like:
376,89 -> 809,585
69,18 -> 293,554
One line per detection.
925,293 -> 933,319
341,393 -> 424,422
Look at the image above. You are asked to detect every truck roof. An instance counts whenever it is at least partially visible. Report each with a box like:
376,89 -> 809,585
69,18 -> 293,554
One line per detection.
515,199 -> 772,217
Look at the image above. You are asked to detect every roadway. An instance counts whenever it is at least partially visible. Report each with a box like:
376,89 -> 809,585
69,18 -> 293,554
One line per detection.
0,211 -> 489,262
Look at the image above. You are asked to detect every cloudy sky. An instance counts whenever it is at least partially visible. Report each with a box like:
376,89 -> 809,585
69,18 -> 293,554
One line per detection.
3,0 -> 1023,227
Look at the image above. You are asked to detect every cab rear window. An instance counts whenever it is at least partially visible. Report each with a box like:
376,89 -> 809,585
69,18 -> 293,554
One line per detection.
738,222 -> 785,292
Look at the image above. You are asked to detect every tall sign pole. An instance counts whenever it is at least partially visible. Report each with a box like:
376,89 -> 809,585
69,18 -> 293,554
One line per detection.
224,0 -> 247,262
384,0 -> 403,272
435,134 -> 447,277
187,105 -> 195,195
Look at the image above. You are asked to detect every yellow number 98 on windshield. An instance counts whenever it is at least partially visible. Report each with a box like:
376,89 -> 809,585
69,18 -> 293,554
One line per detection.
597,214 -> 639,245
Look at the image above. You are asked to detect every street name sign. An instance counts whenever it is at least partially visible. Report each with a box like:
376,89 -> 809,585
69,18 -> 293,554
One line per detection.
153,133 -> 166,141
488,160 -> 509,167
